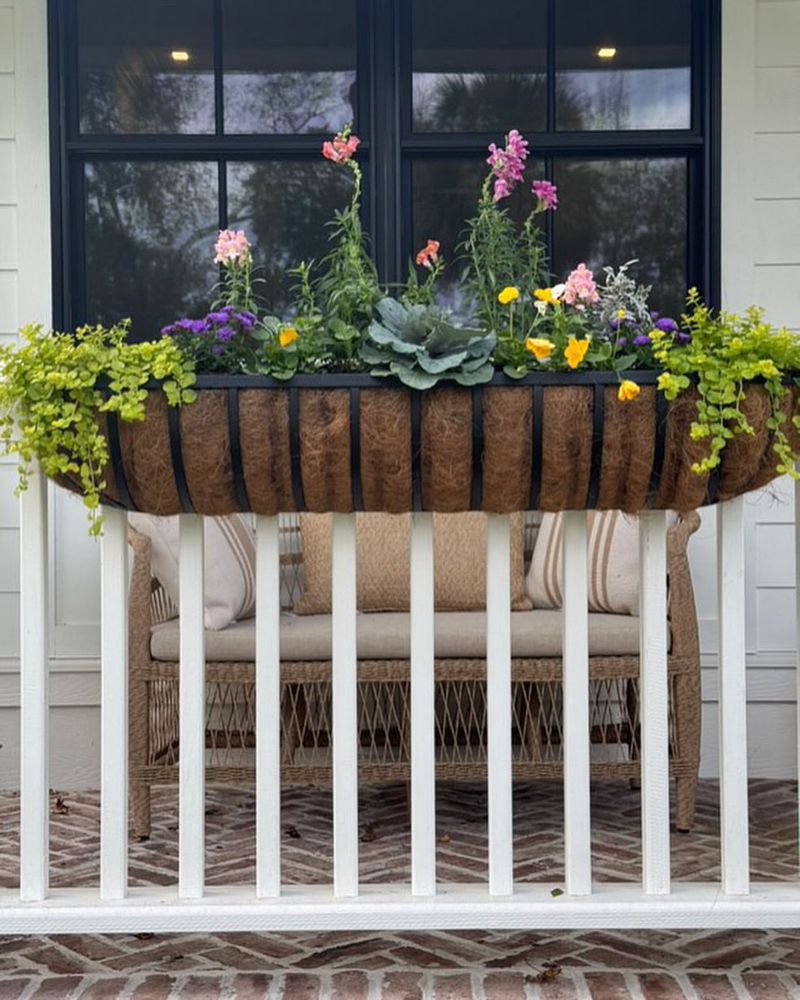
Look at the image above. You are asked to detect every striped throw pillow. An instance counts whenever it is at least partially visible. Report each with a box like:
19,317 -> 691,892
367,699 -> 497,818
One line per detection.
527,511 -> 644,615
129,513 -> 256,630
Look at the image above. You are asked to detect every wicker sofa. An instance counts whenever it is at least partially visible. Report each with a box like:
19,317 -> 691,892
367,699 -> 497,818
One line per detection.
128,512 -> 701,840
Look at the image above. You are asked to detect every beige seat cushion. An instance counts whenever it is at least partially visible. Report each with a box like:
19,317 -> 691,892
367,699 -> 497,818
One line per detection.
294,512 -> 532,614
150,609 -> 644,662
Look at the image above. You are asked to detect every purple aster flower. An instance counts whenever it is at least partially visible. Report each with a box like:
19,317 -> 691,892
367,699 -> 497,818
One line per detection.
211,344 -> 223,356
633,334 -> 651,347
215,325 -> 236,343
189,320 -> 209,335
223,304 -> 238,313
160,323 -> 176,336
236,311 -> 256,330
650,311 -> 660,322
674,331 -> 691,344
174,318 -> 196,332
617,337 -> 628,349
654,317 -> 679,334
206,311 -> 230,324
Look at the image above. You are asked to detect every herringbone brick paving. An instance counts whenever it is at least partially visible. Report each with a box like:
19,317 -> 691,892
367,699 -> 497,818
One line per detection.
0,780 -> 799,997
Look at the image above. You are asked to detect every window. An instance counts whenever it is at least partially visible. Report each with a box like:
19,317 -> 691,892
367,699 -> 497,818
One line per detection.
50,0 -> 719,338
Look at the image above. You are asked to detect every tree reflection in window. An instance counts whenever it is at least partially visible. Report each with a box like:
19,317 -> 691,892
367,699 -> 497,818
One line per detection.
84,161 -> 219,335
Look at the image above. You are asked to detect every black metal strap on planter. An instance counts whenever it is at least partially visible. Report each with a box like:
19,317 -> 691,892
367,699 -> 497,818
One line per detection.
287,387 -> 306,512
166,405 -> 195,513
470,386 -> 483,510
647,390 -> 668,506
410,391 -> 423,511
528,384 -> 544,511
104,409 -> 137,512
586,382 -> 605,509
226,388 -> 250,513
349,386 -> 363,512
704,465 -> 721,506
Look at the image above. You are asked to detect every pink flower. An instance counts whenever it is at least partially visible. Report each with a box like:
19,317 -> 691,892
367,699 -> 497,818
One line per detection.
214,229 -> 251,266
563,263 -> 599,306
531,179 -> 558,212
486,128 -> 529,201
322,129 -> 360,164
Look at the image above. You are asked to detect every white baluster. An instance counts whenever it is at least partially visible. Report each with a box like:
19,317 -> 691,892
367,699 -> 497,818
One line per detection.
100,508 -> 129,900
562,510 -> 591,896
638,511 -> 670,895
332,513 -> 358,897
19,470 -> 49,902
486,513 -> 513,896
410,512 -> 436,896
179,515 -> 206,899
256,515 -> 281,898
717,497 -> 750,894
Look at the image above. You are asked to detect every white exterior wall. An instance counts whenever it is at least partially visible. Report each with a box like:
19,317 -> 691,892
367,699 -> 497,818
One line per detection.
0,0 -> 799,787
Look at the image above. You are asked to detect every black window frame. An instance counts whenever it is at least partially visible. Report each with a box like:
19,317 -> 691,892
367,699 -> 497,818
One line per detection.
47,0 -> 721,333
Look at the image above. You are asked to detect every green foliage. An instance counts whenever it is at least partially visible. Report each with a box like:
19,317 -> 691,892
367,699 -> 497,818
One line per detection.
364,297 -> 495,389
652,289 -> 800,476
0,322 -> 196,533
460,182 -> 548,335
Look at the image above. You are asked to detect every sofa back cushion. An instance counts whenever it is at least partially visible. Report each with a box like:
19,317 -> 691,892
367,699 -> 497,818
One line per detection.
527,511 -> 675,615
129,513 -> 256,630
293,512 -> 532,614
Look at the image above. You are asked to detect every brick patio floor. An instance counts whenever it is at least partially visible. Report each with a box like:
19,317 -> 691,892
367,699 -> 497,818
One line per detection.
1,779 -> 799,998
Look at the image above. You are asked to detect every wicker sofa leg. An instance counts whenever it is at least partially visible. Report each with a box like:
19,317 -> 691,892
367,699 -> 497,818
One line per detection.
673,670 -> 701,833
129,673 -> 152,840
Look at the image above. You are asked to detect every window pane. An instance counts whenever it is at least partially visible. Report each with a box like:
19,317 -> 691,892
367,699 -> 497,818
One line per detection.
412,0 -> 547,133
556,0 -> 691,131
412,157 -> 544,316
77,0 -> 215,134
227,161 -> 355,317
84,161 -> 218,338
553,159 -> 688,316
223,0 -> 357,134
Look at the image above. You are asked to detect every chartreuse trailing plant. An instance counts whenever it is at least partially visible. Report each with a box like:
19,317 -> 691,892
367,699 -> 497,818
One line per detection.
652,289 -> 800,477
0,321 -> 196,533
363,297 -> 495,389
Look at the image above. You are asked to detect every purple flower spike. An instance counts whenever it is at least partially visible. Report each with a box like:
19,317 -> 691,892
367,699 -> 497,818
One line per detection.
655,317 -> 679,334
633,334 -> 651,347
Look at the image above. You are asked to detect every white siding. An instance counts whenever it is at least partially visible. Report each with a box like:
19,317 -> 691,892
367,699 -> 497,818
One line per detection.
2,0 -> 800,787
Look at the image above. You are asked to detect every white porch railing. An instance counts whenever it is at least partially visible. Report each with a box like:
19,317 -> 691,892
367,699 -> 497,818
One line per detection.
3,475 -> 800,933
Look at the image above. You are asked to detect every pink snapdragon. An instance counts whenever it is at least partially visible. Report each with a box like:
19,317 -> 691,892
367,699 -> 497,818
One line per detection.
214,229 -> 251,266
322,128 -> 360,164
563,263 -> 599,307
531,179 -> 558,212
486,129 -> 529,201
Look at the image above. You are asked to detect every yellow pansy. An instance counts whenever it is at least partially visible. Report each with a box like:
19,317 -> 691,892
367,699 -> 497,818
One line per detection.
564,337 -> 589,369
278,326 -> 299,348
498,286 -> 520,305
617,379 -> 641,402
525,337 -> 554,361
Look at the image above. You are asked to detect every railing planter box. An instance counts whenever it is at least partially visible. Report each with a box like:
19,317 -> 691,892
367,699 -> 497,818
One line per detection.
57,372 -> 798,516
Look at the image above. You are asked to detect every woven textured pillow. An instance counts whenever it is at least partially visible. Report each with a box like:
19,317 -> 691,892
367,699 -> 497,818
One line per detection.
527,511 -> 642,615
293,512 -> 532,614
129,513 -> 256,630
